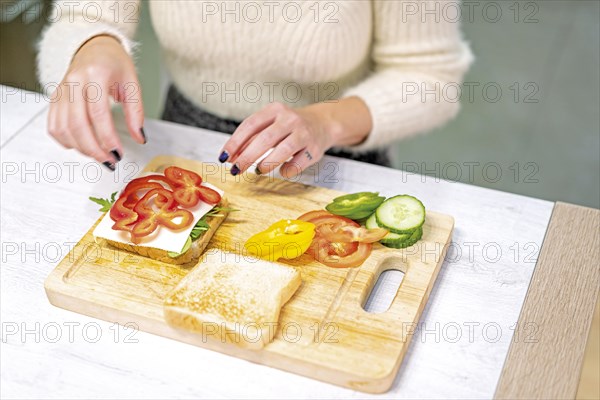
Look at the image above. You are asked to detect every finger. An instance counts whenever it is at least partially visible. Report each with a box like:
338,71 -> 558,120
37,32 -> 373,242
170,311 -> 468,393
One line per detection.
68,88 -> 116,169
229,121 -> 290,173
118,72 -> 145,144
228,134 -> 258,165
221,103 -> 283,161
279,147 -> 320,179
256,132 -> 304,175
47,100 -> 76,149
86,82 -> 123,161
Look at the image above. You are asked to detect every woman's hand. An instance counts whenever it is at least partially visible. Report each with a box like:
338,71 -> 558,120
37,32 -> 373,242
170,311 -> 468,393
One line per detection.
47,35 -> 145,170
220,97 -> 373,179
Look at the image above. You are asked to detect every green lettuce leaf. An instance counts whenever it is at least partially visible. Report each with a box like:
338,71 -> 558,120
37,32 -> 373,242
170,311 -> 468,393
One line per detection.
89,191 -> 118,212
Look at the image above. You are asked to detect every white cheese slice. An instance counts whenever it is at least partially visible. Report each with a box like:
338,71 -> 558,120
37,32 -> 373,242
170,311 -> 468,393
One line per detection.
92,174 -> 224,253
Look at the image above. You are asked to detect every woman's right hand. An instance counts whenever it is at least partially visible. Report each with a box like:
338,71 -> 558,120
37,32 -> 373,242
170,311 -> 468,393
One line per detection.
47,35 -> 146,170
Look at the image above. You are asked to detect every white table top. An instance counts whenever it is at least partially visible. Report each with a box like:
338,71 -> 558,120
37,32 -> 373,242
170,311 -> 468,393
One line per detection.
0,85 -> 555,399
0,86 -> 48,147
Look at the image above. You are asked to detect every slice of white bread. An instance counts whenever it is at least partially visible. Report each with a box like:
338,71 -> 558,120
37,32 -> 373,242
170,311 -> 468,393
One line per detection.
164,250 -> 302,349
106,198 -> 229,265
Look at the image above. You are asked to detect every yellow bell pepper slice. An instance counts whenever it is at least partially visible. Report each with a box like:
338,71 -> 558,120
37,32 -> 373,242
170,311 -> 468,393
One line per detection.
244,219 -> 316,262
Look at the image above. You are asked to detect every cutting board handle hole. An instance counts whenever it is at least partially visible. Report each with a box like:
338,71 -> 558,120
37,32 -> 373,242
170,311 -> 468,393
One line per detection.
362,269 -> 405,314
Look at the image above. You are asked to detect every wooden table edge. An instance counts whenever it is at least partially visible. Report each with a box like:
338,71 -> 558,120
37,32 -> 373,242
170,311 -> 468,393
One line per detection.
494,201 -> 600,399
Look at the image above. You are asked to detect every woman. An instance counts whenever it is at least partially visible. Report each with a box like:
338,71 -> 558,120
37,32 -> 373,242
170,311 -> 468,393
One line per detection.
38,0 -> 472,177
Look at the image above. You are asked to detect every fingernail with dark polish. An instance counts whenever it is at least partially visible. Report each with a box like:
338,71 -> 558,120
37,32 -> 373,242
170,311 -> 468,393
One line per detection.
255,165 -> 262,175
230,164 -> 240,176
218,151 -> 229,163
110,149 -> 122,162
103,161 -> 116,172
140,127 -> 147,144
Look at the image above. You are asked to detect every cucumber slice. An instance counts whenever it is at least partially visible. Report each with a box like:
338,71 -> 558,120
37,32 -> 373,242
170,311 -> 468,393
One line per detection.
366,213 -> 413,244
375,195 -> 425,234
365,213 -> 379,230
381,226 -> 422,249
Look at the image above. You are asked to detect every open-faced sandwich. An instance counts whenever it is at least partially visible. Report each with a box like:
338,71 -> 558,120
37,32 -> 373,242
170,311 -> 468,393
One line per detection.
91,166 -> 231,265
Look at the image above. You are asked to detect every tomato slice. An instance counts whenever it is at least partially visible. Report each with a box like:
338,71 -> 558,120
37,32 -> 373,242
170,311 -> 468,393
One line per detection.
298,209 -> 374,268
297,210 -> 333,222
164,166 -> 220,207
308,240 -> 372,268
306,236 -> 330,262
327,242 -> 372,268
319,225 -> 388,243
309,214 -> 360,228
298,210 -> 359,227
324,239 -> 358,257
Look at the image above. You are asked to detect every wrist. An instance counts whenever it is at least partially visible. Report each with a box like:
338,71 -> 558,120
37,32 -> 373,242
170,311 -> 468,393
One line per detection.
302,97 -> 371,148
73,34 -> 122,60
314,103 -> 345,148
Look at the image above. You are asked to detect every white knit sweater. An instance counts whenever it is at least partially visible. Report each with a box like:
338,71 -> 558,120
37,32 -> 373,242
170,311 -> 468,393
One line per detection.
38,0 -> 473,152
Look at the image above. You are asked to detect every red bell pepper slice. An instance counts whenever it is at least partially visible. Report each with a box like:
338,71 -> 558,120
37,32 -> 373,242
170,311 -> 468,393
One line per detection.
121,175 -> 174,209
110,196 -> 139,232
129,188 -> 194,243
164,166 -> 220,207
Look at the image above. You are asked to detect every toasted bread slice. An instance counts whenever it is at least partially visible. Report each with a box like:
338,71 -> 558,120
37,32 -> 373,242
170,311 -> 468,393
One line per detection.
164,250 -> 302,349
106,198 -> 229,265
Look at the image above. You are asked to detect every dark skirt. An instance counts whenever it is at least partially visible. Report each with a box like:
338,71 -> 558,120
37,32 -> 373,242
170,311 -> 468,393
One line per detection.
162,85 -> 390,166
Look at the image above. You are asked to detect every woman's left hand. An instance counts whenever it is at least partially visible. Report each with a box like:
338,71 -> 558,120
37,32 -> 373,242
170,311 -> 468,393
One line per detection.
219,98 -> 372,179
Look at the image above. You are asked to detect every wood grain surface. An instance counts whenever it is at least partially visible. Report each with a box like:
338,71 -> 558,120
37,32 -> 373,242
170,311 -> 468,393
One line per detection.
495,202 -> 600,399
577,298 -> 600,399
44,155 -> 454,393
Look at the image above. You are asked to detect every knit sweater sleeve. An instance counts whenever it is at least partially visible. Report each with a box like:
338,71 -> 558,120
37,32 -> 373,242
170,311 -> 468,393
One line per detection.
339,0 -> 474,152
37,0 -> 140,89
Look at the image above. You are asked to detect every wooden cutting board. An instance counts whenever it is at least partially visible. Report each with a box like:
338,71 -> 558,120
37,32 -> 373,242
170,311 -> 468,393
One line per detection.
45,155 -> 454,393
